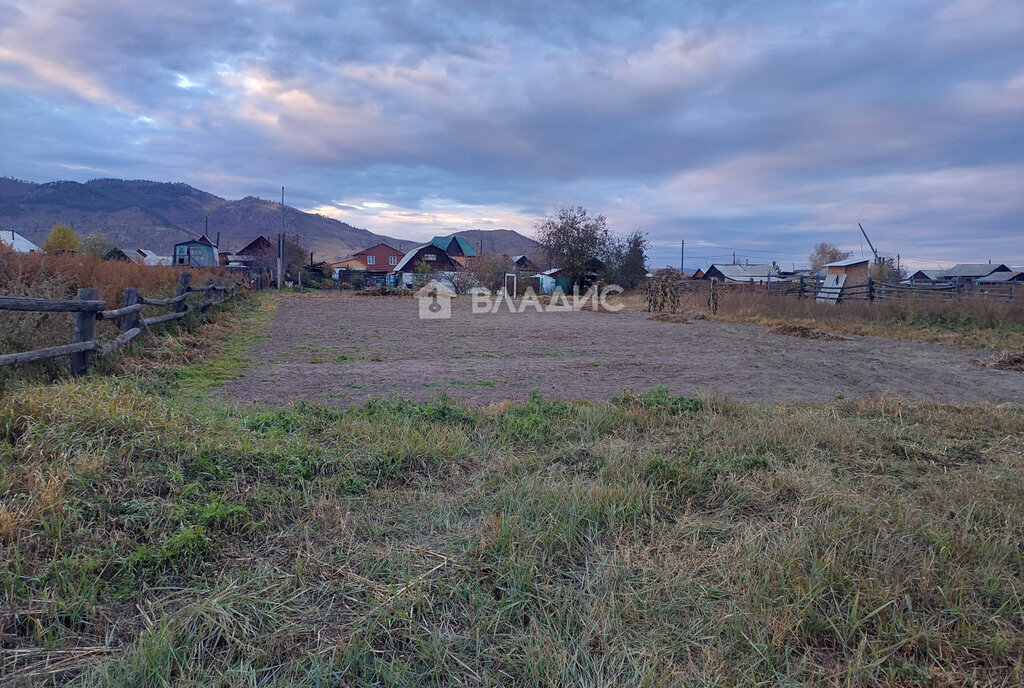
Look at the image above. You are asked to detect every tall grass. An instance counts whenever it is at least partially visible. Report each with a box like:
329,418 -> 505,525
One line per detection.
2,379 -> 1022,686
0,249 -> 231,380
631,283 -> 1024,349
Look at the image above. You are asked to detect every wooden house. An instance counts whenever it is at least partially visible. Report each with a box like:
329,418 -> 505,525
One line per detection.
102,247 -> 133,261
392,244 -> 460,286
701,264 -> 780,284
938,263 -> 1011,288
353,243 -> 405,271
816,258 -> 869,303
173,235 -> 218,268
431,236 -> 478,266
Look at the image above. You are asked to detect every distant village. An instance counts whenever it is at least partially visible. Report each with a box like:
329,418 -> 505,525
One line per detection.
3,228 -> 1021,298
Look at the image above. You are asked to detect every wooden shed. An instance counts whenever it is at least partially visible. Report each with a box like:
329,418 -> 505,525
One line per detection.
816,258 -> 869,303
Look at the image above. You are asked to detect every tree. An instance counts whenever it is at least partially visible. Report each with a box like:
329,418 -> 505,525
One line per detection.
870,256 -> 906,281
282,235 -> 307,282
535,205 -> 612,288
81,232 -> 119,257
464,254 -> 515,295
413,259 -> 437,287
42,223 -> 80,253
603,231 -> 649,289
808,242 -> 851,270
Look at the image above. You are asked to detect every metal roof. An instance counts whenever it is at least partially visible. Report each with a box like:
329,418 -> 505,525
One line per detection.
0,230 -> 41,253
392,244 -> 432,273
940,263 -> 1009,278
977,270 -> 1024,283
430,235 -> 477,257
706,264 -> 781,282
825,257 -> 870,267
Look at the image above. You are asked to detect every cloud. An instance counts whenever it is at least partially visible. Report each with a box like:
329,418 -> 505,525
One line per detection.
0,0 -> 1022,267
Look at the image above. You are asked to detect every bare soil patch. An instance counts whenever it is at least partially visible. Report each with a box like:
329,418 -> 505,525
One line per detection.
218,294 -> 1024,406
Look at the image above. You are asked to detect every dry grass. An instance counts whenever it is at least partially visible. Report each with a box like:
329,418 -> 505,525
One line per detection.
2,368 -> 1023,685
3,291 -> 1023,686
634,285 -> 1024,349
770,324 -> 851,341
973,350 -> 1024,372
647,312 -> 691,324
0,249 -> 236,382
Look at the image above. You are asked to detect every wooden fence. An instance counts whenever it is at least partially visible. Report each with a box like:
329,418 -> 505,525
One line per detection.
682,276 -> 1018,302
0,272 -> 237,376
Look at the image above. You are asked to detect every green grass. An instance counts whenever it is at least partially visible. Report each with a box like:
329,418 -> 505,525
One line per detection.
2,292 -> 1023,686
2,376 -> 1023,685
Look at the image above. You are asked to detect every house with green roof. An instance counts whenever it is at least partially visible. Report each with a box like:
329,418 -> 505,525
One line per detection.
430,236 -> 477,265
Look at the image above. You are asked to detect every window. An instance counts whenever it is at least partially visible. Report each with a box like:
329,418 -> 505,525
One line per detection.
389,256 -> 397,265
366,255 -> 375,265
424,253 -> 437,261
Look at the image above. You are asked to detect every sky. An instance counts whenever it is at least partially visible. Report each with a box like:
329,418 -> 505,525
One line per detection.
1,0 -> 1022,270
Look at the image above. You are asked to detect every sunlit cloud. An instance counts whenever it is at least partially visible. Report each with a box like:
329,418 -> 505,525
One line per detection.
0,0 -> 1021,268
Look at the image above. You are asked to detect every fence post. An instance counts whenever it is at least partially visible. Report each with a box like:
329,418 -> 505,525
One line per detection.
120,287 -> 140,332
749,278 -> 753,292
174,272 -> 192,320
799,276 -> 805,298
867,276 -> 874,302
70,288 -> 99,377
201,277 -> 215,313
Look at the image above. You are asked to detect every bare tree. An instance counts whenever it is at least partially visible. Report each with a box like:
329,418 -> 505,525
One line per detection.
464,254 -> 515,294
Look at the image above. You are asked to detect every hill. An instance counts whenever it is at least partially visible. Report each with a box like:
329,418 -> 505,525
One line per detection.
0,177 -> 541,261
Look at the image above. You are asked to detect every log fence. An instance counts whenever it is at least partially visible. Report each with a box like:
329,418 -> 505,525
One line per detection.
672,275 -> 1017,303
0,272 -> 238,376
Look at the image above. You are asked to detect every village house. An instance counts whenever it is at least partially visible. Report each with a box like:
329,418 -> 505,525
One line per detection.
353,243 -> 405,271
392,244 -> 460,287
0,230 -> 41,253
173,234 -> 219,268
136,248 -> 172,266
701,264 -> 781,284
430,236 -> 477,266
937,263 -> 1011,288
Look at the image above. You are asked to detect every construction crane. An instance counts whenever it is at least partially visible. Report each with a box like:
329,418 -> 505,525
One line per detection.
858,222 -> 880,262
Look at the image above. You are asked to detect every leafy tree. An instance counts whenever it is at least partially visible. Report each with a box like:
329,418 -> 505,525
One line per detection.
603,231 -> 649,288
413,259 -> 437,287
535,205 -> 612,288
808,242 -> 851,270
81,232 -> 119,257
42,223 -> 80,253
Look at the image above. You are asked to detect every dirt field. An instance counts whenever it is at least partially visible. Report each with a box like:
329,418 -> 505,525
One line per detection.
218,294 -> 1024,406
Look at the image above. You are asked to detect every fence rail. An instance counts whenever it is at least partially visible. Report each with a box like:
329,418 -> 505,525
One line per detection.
676,276 -> 1018,303
0,272 -> 238,376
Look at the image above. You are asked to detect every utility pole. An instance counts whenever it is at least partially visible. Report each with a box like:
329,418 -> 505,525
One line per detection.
680,239 -> 684,272
277,186 -> 284,290
205,216 -> 208,237
732,251 -> 736,265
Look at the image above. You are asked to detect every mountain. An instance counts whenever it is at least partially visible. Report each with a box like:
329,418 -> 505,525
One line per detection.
0,177 -> 541,262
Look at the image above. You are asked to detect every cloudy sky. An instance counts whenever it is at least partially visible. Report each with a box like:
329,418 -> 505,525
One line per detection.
1,0 -> 1022,269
